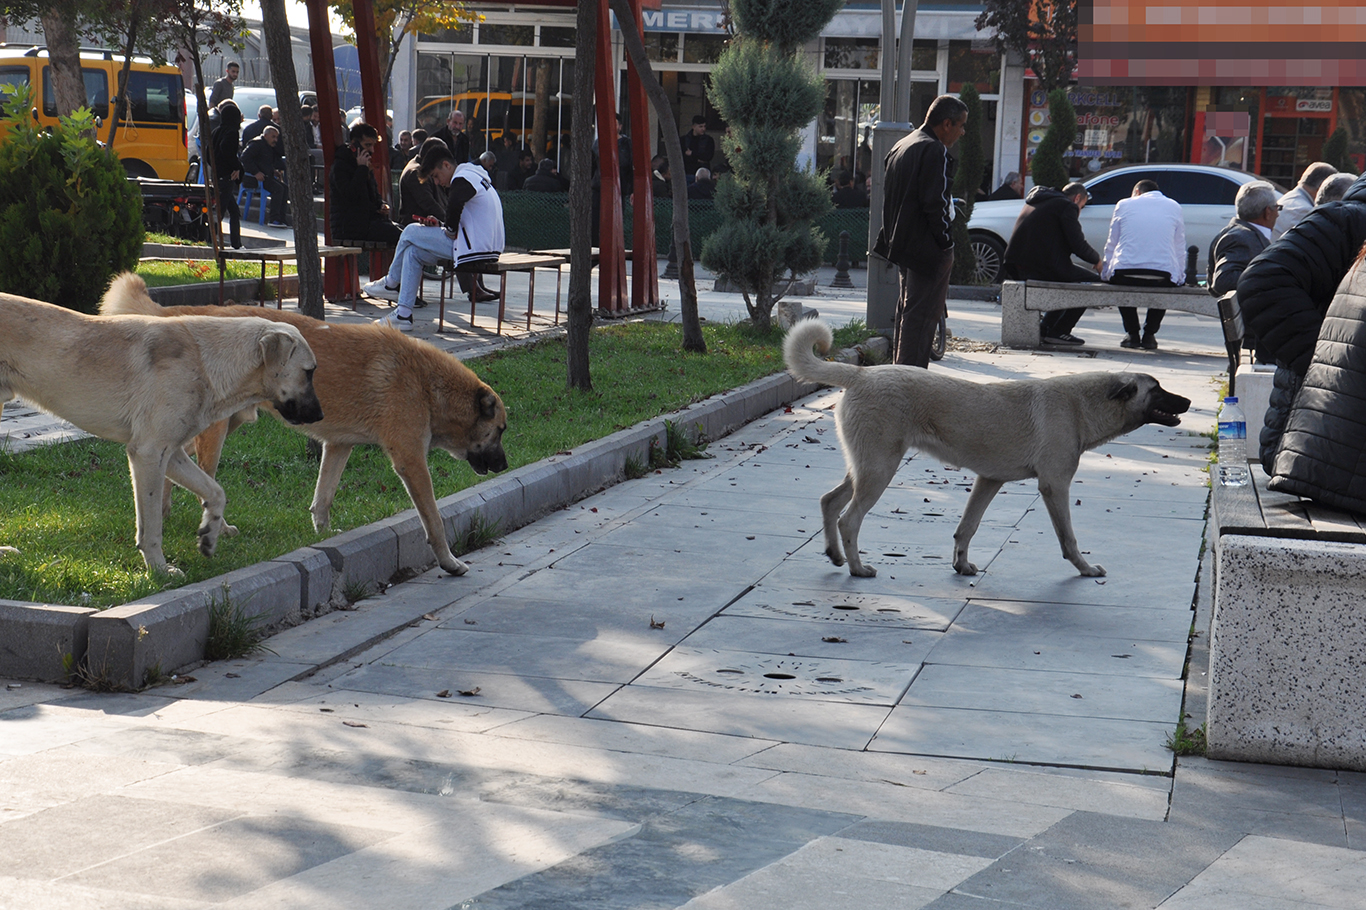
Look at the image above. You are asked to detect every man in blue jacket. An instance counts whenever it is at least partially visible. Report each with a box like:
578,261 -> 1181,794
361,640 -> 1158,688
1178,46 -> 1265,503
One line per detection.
873,95 -> 968,367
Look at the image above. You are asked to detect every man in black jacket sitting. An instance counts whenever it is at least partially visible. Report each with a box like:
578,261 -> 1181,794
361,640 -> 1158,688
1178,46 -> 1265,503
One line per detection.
1002,181 -> 1101,346
239,125 -> 289,226
330,121 -> 402,245
1207,181 -> 1278,298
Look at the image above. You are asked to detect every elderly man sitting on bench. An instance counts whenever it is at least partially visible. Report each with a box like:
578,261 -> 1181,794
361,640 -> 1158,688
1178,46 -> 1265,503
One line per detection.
362,143 -> 505,332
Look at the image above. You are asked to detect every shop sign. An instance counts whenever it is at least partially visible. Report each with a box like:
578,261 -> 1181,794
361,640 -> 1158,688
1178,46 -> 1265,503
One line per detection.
612,8 -> 728,32
1296,98 -> 1332,112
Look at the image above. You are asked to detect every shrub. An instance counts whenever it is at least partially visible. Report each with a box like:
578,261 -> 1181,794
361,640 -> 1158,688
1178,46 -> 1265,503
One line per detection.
1030,88 -> 1076,191
0,85 -> 143,313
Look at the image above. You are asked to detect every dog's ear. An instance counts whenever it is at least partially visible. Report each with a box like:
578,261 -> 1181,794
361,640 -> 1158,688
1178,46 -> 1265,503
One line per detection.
476,388 -> 499,420
1107,377 -> 1139,402
259,325 -> 297,366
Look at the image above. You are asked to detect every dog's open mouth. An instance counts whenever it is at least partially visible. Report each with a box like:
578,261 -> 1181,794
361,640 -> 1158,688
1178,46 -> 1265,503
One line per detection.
1148,408 -> 1183,427
1147,392 -> 1191,427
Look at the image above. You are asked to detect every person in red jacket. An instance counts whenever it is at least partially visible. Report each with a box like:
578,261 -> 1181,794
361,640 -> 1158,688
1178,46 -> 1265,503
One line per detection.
872,95 -> 968,367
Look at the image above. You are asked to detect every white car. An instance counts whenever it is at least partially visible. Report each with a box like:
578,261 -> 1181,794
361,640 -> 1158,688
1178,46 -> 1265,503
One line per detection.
967,164 -> 1286,284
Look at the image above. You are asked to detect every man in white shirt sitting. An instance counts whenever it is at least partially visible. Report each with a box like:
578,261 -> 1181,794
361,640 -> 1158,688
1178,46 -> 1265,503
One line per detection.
1274,161 -> 1335,239
1101,179 -> 1186,350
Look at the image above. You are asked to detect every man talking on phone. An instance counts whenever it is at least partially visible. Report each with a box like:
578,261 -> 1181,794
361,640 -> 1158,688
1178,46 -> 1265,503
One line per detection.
330,121 -> 402,245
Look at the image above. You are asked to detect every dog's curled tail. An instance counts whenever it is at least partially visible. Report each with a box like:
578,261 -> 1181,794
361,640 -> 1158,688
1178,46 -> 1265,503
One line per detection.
783,318 -> 861,389
99,272 -> 159,317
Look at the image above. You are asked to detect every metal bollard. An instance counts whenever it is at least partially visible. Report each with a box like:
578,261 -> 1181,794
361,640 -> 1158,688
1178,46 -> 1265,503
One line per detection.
1185,245 -> 1199,286
831,230 -> 855,289
661,237 -> 679,280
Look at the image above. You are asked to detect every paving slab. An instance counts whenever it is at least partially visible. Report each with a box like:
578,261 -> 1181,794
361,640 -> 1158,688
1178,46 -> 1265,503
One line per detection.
1156,835 -> 1366,910
678,614 -> 940,664
724,583 -> 968,631
902,663 -> 1185,723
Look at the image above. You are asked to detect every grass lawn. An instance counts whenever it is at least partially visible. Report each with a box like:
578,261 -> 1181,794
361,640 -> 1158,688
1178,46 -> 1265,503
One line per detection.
135,258 -> 298,289
0,320 -> 866,607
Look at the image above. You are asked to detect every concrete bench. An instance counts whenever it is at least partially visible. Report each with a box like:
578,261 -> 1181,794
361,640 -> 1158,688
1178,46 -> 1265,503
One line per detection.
1207,433 -> 1366,770
435,252 -> 568,335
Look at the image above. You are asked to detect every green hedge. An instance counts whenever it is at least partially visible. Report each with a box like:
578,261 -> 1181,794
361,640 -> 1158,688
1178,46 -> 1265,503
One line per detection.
499,190 -> 869,266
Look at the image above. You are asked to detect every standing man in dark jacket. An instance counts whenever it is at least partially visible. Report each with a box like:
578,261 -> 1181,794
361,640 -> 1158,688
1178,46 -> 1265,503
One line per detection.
1002,182 -> 1101,345
1206,181 -> 1278,298
434,108 -> 470,165
329,121 -> 402,245
1238,172 -> 1366,474
680,115 -> 714,174
872,94 -> 968,367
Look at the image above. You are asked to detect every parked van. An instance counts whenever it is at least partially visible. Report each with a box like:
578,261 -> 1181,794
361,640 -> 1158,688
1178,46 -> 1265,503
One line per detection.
414,91 -> 571,156
0,46 -> 186,180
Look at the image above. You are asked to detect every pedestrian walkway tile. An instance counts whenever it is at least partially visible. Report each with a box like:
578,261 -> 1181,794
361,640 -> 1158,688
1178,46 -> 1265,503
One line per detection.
633,646 -> 919,706
902,664 -> 1184,723
724,583 -> 967,631
679,615 -> 939,665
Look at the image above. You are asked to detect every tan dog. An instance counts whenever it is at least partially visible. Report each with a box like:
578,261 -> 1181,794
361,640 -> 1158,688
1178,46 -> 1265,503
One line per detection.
1,287 -> 322,574
100,274 -> 509,576
784,319 -> 1191,578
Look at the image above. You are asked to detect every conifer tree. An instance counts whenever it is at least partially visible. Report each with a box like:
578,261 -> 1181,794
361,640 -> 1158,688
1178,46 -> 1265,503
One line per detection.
700,0 -> 841,332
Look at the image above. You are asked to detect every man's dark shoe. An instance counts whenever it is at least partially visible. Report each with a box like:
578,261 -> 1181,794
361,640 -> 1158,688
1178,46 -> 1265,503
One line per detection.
1120,333 -> 1142,349
1043,332 -> 1085,346
413,296 -> 428,309
1141,333 -> 1159,350
472,288 -> 500,303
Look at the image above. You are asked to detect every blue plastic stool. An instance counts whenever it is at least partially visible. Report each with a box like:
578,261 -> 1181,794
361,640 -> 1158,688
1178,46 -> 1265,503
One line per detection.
237,183 -> 271,225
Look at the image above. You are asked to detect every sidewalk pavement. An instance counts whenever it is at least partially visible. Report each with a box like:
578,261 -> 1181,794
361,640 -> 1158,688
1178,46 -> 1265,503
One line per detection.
4,268 -> 1365,909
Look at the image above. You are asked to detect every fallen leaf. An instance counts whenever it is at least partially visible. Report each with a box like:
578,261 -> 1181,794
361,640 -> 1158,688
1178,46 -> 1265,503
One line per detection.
1112,654 -> 1132,659
912,769 -> 928,775
746,535 -> 756,540
436,689 -> 452,698
590,507 -> 598,512
343,720 -> 368,728
423,613 -> 438,622
172,676 -> 197,685
458,687 -> 481,697
464,619 -> 477,625
225,672 -> 240,679
319,707 -> 334,713
822,636 -> 847,643
804,435 -> 819,444
1075,499 -> 1081,506
650,616 -> 666,629
1071,693 -> 1084,699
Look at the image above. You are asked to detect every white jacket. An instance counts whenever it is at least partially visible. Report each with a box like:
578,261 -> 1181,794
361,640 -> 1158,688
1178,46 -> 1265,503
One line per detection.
448,162 -> 505,267
1100,190 -> 1187,285
1272,185 -> 1315,240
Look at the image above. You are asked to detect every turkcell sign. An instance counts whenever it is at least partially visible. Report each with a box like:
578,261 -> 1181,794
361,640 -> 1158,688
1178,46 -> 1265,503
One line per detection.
610,8 -> 728,32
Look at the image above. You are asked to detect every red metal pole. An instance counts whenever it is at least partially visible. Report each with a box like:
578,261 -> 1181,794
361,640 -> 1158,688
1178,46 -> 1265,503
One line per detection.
625,0 -> 658,312
596,0 -> 628,314
352,0 -> 391,195
304,0 -> 347,299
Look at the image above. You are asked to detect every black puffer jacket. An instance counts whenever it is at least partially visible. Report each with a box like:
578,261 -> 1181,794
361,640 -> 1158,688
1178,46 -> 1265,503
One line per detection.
1268,260 -> 1366,512
1236,173 -> 1366,470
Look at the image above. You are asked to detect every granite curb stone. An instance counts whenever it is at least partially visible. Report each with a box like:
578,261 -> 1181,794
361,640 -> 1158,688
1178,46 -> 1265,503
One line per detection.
0,601 -> 96,681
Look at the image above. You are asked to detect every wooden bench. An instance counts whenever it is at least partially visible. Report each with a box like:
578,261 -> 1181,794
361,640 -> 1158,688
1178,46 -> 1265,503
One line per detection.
1000,280 -> 1245,387
215,245 -> 363,307
1206,433 -> 1366,770
335,238 -> 396,303
434,252 -> 568,334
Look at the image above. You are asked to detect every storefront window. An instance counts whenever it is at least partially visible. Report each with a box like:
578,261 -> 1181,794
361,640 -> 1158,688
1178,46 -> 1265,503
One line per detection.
824,38 -> 879,70
479,24 -> 534,47
682,34 -> 727,64
947,42 -> 999,93
1024,83 -> 1189,179
418,23 -> 472,44
539,27 -> 575,48
645,33 -> 680,63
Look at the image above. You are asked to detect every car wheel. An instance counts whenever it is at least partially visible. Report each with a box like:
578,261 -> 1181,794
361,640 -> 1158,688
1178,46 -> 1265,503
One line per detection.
970,232 -> 1006,284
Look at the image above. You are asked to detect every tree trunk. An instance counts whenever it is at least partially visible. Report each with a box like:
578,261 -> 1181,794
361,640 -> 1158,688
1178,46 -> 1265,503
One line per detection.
566,0 -> 597,392
183,33 -> 221,253
40,8 -> 86,121
107,0 -> 144,151
260,0 -> 325,319
530,58 -> 550,162
609,0 -> 705,353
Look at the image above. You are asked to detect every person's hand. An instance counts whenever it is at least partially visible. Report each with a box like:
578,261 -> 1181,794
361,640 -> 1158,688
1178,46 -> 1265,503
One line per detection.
380,202 -> 390,214
357,147 -> 372,166
423,215 -> 439,227
230,169 -> 240,180
255,172 -> 265,182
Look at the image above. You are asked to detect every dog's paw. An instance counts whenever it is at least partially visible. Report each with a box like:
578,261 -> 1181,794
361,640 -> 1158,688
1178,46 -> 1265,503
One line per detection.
440,556 -> 470,576
1079,563 -> 1107,578
222,523 -> 239,538
824,546 -> 845,567
849,564 -> 877,578
953,561 -> 979,576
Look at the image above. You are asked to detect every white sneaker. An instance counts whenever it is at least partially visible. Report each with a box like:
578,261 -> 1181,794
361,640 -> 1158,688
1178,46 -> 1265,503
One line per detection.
362,278 -> 400,302
375,311 -> 414,332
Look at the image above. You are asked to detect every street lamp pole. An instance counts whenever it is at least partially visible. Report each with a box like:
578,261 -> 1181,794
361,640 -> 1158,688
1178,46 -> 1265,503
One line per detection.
867,1 -> 920,332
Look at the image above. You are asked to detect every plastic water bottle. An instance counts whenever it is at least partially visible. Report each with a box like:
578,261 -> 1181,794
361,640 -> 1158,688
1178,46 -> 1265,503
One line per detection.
1217,396 -> 1246,440
1217,396 -> 1249,486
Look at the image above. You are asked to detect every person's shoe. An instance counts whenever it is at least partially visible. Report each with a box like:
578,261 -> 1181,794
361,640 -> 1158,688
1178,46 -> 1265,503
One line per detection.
412,295 -> 428,309
1120,333 -> 1142,349
361,278 -> 400,302
472,288 -> 500,303
267,220 -> 287,227
1141,332 -> 1159,350
1042,332 -> 1085,346
375,311 -> 413,332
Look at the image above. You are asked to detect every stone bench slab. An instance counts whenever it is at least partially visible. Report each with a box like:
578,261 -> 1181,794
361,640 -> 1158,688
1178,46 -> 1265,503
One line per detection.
1001,280 -> 1219,347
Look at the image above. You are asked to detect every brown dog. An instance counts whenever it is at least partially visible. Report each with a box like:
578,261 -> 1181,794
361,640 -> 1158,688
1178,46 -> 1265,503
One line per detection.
100,274 -> 509,576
